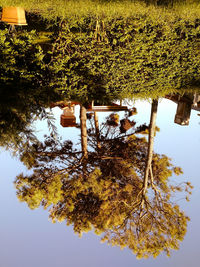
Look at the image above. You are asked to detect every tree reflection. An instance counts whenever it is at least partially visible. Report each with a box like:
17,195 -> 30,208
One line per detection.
15,106 -> 192,259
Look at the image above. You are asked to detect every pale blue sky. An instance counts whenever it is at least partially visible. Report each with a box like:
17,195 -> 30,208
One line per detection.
0,99 -> 200,267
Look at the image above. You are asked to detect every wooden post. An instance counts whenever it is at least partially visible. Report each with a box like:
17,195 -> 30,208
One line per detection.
80,105 -> 88,158
94,112 -> 101,150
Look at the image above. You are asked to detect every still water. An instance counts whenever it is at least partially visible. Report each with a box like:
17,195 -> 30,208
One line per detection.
0,99 -> 199,267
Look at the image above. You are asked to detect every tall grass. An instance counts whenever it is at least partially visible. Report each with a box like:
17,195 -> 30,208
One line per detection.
0,0 -> 200,21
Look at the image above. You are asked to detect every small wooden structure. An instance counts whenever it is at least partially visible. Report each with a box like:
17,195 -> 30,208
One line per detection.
51,100 -> 130,128
165,93 -> 199,126
86,101 -> 129,112
60,106 -> 76,127
1,7 -> 27,25
174,101 -> 192,126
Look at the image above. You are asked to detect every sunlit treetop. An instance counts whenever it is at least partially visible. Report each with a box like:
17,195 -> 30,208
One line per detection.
14,114 -> 193,258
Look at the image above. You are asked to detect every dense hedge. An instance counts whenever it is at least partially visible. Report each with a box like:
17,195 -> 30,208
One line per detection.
47,15 -> 200,102
0,8 -> 200,104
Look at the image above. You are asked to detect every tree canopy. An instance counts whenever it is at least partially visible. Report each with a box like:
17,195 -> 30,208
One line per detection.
15,112 -> 192,258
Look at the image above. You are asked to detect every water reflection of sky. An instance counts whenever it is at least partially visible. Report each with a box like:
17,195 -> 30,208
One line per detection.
0,99 -> 199,267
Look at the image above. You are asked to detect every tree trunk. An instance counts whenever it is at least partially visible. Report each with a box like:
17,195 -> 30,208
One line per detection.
80,105 -> 88,158
143,99 -> 158,193
94,112 -> 101,150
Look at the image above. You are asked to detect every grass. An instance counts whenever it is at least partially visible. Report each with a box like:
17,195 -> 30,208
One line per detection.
0,0 -> 200,21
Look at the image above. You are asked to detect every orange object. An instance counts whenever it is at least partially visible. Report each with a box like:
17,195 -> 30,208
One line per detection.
1,7 -> 27,25
60,115 -> 76,127
60,107 -> 76,127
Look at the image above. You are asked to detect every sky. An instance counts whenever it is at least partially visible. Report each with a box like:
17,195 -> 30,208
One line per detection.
0,98 -> 200,267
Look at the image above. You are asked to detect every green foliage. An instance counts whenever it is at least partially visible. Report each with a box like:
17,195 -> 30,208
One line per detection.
47,16 -> 200,102
0,29 -> 60,150
47,22 -> 116,103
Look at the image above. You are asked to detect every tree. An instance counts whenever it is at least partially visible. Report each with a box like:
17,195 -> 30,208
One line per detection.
15,111 -> 192,258
0,29 -> 61,150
